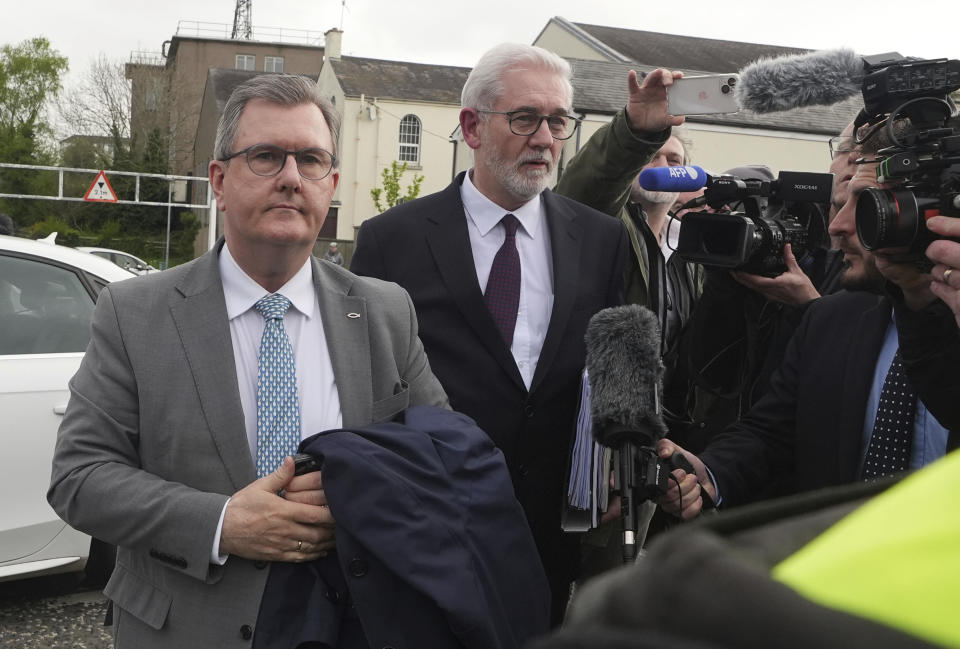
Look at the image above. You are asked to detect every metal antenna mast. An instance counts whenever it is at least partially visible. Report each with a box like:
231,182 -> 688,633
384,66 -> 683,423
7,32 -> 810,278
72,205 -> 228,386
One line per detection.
231,0 -> 252,39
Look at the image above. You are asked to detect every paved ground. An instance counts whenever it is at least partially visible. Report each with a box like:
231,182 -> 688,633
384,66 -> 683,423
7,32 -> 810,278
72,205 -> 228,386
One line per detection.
0,574 -> 112,648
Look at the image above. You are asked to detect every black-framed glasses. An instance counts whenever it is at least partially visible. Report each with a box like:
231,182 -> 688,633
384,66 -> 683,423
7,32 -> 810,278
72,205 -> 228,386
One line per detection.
477,109 -> 581,140
219,143 -> 338,180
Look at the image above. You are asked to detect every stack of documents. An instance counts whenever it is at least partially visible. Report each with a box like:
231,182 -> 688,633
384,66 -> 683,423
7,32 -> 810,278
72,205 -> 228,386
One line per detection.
562,370 -> 611,531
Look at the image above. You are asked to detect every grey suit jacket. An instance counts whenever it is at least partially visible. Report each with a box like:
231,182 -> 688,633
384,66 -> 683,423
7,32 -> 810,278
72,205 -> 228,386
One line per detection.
47,241 -> 448,648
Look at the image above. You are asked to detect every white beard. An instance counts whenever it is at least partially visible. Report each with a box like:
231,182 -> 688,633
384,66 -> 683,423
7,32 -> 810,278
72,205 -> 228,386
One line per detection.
483,149 -> 554,202
634,188 -> 679,205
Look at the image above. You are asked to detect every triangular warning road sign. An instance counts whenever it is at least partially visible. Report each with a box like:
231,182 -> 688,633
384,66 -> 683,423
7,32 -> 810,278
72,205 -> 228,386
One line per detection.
84,170 -> 119,203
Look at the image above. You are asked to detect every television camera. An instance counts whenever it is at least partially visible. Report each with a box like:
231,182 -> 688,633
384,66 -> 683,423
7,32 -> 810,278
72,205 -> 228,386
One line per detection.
853,54 -> 960,256
672,170 -> 833,276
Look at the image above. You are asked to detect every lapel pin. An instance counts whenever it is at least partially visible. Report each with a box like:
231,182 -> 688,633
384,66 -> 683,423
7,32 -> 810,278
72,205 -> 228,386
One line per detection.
347,312 -> 361,319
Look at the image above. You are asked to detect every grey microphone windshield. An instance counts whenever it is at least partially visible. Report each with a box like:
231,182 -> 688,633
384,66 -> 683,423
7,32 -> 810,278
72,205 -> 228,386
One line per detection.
735,48 -> 863,113
585,305 -> 668,447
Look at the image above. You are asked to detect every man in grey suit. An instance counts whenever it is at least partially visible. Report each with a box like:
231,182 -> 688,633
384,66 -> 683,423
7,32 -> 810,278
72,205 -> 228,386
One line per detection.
48,74 -> 447,648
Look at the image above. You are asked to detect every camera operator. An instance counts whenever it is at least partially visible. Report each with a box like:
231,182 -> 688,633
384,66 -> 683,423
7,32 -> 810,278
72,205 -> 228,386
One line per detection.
656,128 -> 954,518
677,160 -> 845,464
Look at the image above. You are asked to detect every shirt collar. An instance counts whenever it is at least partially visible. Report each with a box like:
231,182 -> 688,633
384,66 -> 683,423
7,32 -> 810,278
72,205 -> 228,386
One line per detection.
461,169 -> 544,240
220,243 -> 315,320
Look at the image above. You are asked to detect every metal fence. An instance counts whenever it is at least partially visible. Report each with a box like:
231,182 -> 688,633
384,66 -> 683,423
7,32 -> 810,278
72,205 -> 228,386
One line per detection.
0,162 -> 218,266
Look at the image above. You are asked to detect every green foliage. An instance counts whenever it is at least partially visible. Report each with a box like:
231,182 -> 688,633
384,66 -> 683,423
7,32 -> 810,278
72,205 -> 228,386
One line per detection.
370,161 -> 425,213
0,37 -> 67,163
61,138 -> 111,170
27,216 -> 81,247
0,44 -> 202,267
0,37 -> 68,225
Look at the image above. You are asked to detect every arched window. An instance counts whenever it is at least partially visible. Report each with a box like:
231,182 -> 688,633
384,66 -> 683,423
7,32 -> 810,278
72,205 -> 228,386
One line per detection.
398,114 -> 421,165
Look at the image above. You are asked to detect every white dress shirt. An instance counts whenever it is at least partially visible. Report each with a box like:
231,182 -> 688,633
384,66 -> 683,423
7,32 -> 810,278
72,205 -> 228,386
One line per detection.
220,244 -> 342,460
460,171 -> 554,389
211,244 -> 342,562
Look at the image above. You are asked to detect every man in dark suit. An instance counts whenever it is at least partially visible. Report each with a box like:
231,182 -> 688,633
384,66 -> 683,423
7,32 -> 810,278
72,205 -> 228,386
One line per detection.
657,152 -> 954,518
48,74 -> 448,648
350,43 -> 651,624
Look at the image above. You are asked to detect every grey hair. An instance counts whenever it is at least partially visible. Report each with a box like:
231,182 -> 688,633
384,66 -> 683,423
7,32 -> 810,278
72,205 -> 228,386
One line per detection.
670,126 -> 693,165
214,74 -> 341,165
461,43 -> 573,112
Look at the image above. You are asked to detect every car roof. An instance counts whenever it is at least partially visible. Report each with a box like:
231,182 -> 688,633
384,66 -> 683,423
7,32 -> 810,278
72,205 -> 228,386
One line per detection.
1,235 -> 137,283
76,246 -> 153,264
77,246 -> 129,254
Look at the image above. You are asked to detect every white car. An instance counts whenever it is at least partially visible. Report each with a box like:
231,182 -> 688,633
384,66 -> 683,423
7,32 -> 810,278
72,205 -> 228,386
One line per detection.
0,234 -> 135,582
77,246 -> 159,275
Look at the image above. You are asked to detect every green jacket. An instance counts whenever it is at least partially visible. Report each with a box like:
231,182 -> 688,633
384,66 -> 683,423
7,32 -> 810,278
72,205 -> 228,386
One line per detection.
555,109 -> 703,421
555,108 -> 668,308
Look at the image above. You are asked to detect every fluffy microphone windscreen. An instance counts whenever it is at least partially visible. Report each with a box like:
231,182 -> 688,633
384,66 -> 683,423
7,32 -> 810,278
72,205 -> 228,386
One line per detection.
735,48 -> 863,113
585,304 -> 668,445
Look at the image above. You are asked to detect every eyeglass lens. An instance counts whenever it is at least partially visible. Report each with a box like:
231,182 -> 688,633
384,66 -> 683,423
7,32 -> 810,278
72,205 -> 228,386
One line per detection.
509,111 -> 575,139
246,144 -> 334,180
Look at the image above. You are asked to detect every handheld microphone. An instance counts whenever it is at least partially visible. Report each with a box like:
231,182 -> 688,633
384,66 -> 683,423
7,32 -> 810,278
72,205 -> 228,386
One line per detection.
585,305 -> 667,562
638,165 -> 710,193
585,306 -> 714,560
735,48 -> 863,113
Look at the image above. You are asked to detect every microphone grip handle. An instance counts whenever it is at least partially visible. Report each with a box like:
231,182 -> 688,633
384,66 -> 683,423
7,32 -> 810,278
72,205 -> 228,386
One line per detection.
619,442 -> 639,564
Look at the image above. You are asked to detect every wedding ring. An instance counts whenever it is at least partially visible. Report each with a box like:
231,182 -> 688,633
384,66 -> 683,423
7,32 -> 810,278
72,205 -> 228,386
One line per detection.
296,540 -> 303,552
944,268 -> 953,282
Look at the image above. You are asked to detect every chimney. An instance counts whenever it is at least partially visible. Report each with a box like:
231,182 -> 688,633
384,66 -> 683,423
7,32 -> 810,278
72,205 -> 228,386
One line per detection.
324,28 -> 342,60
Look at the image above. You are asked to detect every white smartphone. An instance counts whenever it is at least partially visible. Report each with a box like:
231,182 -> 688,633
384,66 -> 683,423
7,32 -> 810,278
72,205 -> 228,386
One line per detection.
667,74 -> 740,115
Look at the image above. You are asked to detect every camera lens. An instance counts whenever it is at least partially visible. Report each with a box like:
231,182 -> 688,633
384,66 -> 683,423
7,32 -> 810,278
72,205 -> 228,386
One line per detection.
721,84 -> 731,94
728,77 -> 737,86
855,188 -> 920,250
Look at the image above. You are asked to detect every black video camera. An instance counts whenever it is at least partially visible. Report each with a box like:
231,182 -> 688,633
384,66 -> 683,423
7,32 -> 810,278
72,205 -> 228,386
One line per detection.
676,171 -> 833,276
853,54 -> 960,255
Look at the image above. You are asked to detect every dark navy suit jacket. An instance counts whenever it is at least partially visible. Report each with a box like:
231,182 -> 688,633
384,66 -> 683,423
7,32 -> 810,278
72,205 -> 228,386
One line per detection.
255,406 -> 550,649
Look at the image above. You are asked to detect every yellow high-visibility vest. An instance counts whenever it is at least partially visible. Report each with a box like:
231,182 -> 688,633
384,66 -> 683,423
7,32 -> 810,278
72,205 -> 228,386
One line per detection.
774,450 -> 960,648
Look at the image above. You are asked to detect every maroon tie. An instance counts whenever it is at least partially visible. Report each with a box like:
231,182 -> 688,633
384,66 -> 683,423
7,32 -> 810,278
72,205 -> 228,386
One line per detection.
484,214 -> 521,347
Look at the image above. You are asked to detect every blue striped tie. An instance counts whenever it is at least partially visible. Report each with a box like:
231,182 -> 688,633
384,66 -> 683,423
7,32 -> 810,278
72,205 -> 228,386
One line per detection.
254,294 -> 301,478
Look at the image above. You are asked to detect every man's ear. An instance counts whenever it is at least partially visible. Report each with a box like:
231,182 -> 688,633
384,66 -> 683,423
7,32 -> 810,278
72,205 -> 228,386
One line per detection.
460,108 -> 483,151
209,160 -> 228,211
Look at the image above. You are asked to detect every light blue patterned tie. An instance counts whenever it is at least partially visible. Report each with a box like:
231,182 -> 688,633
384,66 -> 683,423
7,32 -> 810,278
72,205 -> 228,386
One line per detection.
254,294 -> 301,478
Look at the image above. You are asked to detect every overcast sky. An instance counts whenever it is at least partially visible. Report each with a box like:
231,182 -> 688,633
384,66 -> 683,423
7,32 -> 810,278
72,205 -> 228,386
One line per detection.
3,0 -> 958,94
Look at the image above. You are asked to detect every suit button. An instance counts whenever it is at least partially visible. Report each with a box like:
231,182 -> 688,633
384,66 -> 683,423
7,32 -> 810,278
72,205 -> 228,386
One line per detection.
518,464 -> 528,477
326,588 -> 341,604
240,624 -> 253,640
254,560 -> 267,569
524,405 -> 535,417
349,558 -> 368,577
